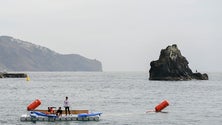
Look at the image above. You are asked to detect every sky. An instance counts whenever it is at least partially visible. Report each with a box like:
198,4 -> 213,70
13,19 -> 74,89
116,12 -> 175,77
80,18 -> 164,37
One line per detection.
0,0 -> 222,72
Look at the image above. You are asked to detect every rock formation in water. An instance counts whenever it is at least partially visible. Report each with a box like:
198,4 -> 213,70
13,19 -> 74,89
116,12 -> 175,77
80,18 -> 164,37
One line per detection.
149,44 -> 208,80
0,36 -> 102,71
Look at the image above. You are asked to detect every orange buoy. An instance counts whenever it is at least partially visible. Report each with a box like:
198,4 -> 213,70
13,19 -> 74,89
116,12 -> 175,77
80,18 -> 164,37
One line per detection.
27,99 -> 41,111
155,100 -> 169,112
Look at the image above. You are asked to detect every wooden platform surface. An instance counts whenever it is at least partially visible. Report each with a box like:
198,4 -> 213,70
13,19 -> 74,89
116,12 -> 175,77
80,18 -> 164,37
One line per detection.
34,109 -> 89,114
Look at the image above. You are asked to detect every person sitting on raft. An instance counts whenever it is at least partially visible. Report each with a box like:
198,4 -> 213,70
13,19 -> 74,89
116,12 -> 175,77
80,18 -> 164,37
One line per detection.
56,107 -> 62,117
47,107 -> 55,114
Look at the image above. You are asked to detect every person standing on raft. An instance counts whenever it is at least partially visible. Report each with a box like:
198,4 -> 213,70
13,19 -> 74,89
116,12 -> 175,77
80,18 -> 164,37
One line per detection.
64,96 -> 71,115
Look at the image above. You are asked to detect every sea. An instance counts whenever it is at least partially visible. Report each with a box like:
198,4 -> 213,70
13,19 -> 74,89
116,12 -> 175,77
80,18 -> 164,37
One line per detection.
0,72 -> 221,125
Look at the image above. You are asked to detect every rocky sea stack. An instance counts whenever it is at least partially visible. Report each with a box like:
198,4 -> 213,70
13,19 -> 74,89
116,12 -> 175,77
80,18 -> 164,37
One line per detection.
149,44 -> 208,80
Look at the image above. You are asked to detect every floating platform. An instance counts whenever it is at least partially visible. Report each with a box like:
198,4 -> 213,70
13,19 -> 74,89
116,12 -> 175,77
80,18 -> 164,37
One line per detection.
20,114 -> 100,122
22,101 -> 101,122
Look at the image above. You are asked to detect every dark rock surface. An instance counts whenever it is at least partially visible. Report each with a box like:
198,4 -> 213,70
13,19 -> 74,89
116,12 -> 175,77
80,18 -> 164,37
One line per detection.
149,44 -> 208,80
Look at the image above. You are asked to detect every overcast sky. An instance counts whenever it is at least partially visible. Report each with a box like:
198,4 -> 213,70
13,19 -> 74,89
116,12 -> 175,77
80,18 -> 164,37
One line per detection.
1,0 -> 222,72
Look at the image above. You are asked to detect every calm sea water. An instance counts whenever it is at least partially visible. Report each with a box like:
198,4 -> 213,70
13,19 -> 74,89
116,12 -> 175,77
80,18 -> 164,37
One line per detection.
0,72 -> 221,125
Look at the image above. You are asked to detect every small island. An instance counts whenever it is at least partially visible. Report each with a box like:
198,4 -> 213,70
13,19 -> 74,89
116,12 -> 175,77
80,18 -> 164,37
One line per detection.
149,44 -> 208,80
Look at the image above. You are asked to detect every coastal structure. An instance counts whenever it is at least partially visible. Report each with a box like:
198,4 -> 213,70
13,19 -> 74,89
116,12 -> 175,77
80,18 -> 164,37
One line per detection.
0,72 -> 27,78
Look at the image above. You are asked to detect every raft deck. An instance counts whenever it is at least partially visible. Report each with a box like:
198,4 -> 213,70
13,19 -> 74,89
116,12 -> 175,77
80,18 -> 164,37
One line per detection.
34,109 -> 89,114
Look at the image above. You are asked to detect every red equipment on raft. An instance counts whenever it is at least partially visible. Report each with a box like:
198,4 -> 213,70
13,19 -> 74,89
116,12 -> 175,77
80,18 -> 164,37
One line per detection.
155,100 -> 169,112
27,99 -> 41,111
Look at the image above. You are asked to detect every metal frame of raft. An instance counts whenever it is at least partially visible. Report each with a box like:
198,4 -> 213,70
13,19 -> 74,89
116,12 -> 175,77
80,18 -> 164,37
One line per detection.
20,114 -> 100,121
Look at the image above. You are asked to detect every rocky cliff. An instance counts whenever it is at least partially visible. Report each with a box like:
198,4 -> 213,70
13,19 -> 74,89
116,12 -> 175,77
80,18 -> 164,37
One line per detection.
0,36 -> 102,71
149,44 -> 208,80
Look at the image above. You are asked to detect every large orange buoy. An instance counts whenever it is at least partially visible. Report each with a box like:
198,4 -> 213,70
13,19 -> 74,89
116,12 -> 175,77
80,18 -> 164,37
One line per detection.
27,99 -> 41,111
155,100 -> 169,112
